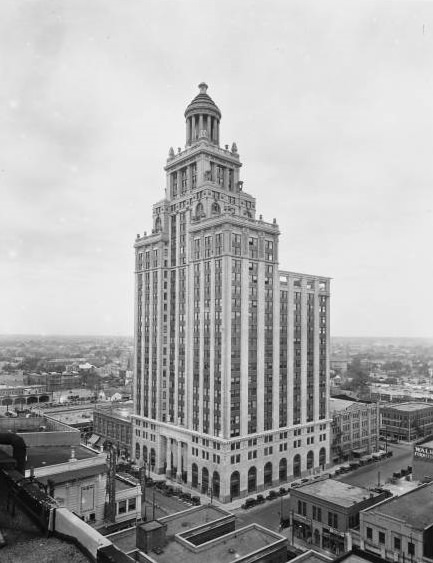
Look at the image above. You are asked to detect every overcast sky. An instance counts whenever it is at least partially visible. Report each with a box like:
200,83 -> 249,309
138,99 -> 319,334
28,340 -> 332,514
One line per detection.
1,0 -> 432,337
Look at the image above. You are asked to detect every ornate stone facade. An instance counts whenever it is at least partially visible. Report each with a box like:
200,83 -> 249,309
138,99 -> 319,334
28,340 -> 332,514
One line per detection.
132,84 -> 331,502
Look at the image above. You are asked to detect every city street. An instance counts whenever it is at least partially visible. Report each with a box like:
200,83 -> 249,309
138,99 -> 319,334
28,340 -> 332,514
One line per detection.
138,443 -> 415,531
234,495 -> 289,533
336,442 -> 414,488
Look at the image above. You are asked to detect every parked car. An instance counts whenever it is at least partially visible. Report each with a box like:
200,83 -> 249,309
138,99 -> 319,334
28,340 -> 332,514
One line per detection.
241,498 -> 257,510
180,492 -> 192,502
290,481 -> 301,488
256,494 -> 265,504
266,490 -> 278,500
191,496 -> 201,506
279,487 -> 288,496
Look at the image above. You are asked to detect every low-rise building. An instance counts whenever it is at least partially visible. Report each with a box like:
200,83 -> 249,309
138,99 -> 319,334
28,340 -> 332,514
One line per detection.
107,504 -> 287,563
380,402 -> 433,442
330,398 -> 380,463
412,436 -> 433,483
360,482 -> 433,562
0,384 -> 51,410
289,479 -> 390,556
93,403 -> 133,459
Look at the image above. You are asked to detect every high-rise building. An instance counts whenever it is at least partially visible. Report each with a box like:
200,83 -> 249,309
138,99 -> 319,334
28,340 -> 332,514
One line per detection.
132,84 -> 331,502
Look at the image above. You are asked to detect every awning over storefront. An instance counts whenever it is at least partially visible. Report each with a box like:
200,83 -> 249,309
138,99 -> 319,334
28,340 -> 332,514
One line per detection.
87,434 -> 100,446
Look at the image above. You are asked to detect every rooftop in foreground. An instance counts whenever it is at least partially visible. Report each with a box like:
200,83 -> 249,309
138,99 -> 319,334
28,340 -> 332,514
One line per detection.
0,474 -> 90,562
294,479 -> 380,507
25,444 -> 99,469
139,523 -> 285,563
365,482 -> 433,530
161,504 -> 229,538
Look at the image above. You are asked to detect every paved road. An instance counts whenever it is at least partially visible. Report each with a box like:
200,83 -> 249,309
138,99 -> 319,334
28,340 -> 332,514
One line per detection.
234,495 -> 290,532
141,485 -> 199,520
336,442 -> 413,488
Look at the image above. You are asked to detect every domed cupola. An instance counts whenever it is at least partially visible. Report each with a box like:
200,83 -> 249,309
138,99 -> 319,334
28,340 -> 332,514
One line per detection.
185,83 -> 221,146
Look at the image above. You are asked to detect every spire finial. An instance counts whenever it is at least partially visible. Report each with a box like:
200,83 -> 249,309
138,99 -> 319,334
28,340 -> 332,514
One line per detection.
198,82 -> 208,94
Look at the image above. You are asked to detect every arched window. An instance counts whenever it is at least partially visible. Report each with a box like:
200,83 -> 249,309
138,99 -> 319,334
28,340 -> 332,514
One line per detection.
135,442 -> 140,460
155,216 -> 162,232
143,445 -> 148,463
212,471 -> 220,498
192,463 -> 198,488
307,450 -> 314,470
319,447 -> 326,469
293,454 -> 301,478
195,202 -> 204,219
150,448 -> 156,469
248,466 -> 257,493
202,467 -> 209,494
211,202 -> 220,215
230,471 -> 240,499
264,462 -> 273,487
279,458 -> 287,483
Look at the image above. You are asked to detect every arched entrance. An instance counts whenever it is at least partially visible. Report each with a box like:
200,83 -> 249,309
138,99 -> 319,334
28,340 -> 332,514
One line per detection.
39,395 -> 50,403
192,463 -> 198,488
212,471 -> 220,499
279,458 -> 287,482
248,466 -> 257,493
264,462 -> 273,487
230,471 -> 240,499
293,454 -> 301,478
307,450 -> 314,471
202,467 -> 209,494
27,396 -> 38,405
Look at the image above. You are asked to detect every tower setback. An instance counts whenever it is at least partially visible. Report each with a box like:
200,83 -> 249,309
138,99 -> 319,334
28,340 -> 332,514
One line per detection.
132,84 -> 331,502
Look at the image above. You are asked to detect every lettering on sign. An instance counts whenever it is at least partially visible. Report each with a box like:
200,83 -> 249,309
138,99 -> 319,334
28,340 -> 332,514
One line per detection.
414,446 -> 433,460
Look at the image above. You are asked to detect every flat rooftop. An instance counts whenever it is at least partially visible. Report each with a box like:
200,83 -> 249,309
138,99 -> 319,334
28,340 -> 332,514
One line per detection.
161,504 -> 229,538
115,477 -> 138,492
366,483 -> 433,530
330,398 -> 356,412
144,524 -> 285,563
384,402 -> 432,412
417,439 -> 433,449
108,505 -> 232,554
45,410 -> 93,424
95,404 -> 133,421
26,445 -> 98,469
294,479 -> 379,507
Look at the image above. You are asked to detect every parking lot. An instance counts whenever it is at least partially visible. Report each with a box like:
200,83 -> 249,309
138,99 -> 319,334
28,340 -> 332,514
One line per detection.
336,442 -> 413,488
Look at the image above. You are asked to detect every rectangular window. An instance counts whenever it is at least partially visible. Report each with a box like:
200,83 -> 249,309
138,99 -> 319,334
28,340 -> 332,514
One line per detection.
128,498 -> 136,512
118,500 -> 127,514
408,542 -> 415,556
378,531 -> 385,544
80,485 -> 94,512
394,537 -> 401,551
366,527 -> 372,540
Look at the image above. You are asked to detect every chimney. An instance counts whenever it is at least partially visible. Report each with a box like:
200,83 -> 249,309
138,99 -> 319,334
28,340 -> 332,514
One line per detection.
69,446 -> 77,462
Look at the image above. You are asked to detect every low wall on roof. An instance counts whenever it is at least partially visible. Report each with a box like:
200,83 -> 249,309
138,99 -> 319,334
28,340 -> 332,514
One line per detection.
54,507 -> 112,559
0,416 -> 80,447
